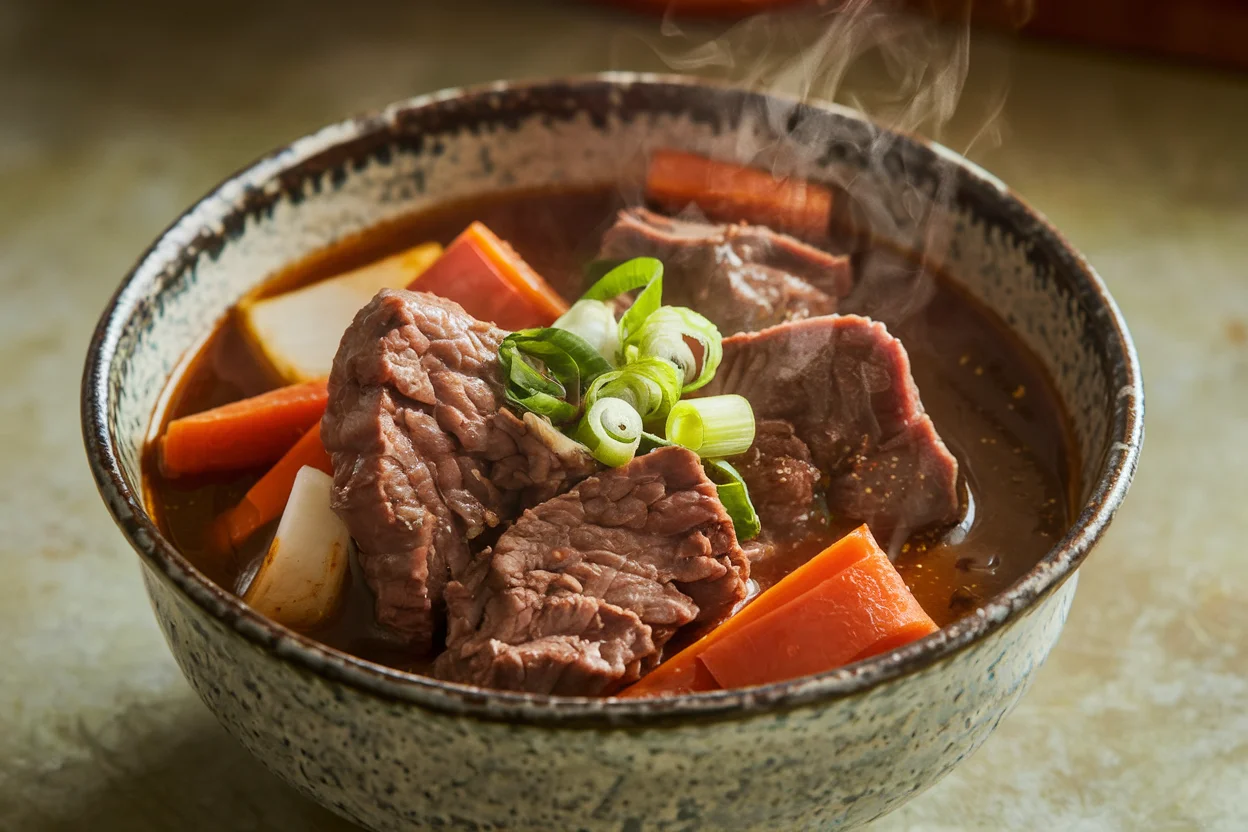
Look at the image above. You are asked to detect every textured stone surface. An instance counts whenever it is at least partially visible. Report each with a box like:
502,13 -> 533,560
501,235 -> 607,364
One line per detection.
1,0 -> 1244,829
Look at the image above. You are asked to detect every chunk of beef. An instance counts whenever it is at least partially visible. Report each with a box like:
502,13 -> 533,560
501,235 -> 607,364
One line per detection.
433,447 -> 750,695
598,208 -> 853,335
322,289 -> 597,651
728,419 -> 824,562
731,419 -> 821,532
704,316 -> 960,548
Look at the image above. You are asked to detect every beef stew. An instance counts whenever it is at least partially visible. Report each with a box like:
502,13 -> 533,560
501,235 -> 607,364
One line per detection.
144,167 -> 1073,695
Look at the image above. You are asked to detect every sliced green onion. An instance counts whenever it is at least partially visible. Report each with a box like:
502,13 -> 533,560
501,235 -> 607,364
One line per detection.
584,258 -> 626,286
618,272 -> 663,345
575,397 -> 643,467
703,459 -> 761,541
582,257 -> 665,345
584,357 -> 683,426
553,299 -> 621,365
498,328 -> 613,424
498,341 -> 577,423
665,395 -> 756,459
626,306 -> 723,392
638,431 -> 673,455
582,257 -> 663,301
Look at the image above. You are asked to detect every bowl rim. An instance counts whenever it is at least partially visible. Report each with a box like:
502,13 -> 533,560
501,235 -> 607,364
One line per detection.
81,72 -> 1143,727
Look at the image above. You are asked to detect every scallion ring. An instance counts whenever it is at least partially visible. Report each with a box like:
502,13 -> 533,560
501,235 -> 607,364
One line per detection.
581,257 -> 665,345
575,396 -> 643,467
665,395 -> 756,459
584,358 -> 683,426
582,256 -> 663,301
626,306 -> 723,392
552,299 -> 621,365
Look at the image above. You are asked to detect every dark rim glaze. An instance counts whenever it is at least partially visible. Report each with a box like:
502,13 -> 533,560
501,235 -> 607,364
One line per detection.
81,73 -> 1143,728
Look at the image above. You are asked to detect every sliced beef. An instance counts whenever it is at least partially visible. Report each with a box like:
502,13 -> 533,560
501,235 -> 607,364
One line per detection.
322,289 -> 597,652
598,208 -> 853,335
731,419 -> 821,532
728,419 -> 825,562
704,315 -> 960,548
433,447 -> 750,695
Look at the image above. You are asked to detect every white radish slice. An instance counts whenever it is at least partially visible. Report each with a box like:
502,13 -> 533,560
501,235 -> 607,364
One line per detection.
243,466 -> 350,630
239,242 -> 442,382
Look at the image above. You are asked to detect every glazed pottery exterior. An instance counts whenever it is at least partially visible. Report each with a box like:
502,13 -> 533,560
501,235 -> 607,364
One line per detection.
83,75 -> 1142,831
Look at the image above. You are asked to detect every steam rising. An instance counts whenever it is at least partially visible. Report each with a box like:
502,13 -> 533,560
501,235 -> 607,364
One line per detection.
640,0 -> 1008,149
656,1 -> 973,142
614,0 -> 1013,252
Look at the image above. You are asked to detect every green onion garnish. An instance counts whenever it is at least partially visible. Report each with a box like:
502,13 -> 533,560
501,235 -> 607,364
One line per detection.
497,251 -> 753,556
583,256 -> 665,345
582,256 -> 663,302
702,459 -> 762,541
626,306 -> 723,393
575,396 -> 643,467
665,395 -> 757,459
498,328 -> 614,424
584,357 -> 683,427
553,299 -> 621,365
583,258 -> 627,286
638,431 -> 673,455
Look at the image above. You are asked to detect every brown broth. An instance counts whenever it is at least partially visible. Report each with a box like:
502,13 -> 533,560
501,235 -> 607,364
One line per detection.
144,185 -> 1074,672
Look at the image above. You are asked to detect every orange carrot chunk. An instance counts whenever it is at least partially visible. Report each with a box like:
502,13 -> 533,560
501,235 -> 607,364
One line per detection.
408,221 -> 568,329
697,543 -> 938,690
645,149 -> 833,241
159,378 -> 328,478
217,424 -> 334,549
618,525 -> 877,698
617,525 -> 936,697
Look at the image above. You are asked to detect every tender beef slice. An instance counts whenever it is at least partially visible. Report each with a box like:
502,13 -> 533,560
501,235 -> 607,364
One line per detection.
730,419 -> 821,533
598,208 -> 853,335
322,289 -> 596,651
704,315 -> 960,548
485,409 -> 600,508
728,419 -> 824,562
433,447 -> 750,695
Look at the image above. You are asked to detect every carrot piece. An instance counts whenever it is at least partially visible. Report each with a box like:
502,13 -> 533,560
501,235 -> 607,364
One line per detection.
408,222 -> 568,329
645,149 -> 833,241
617,525 -> 936,697
618,525 -> 876,698
159,379 -> 329,478
216,425 -> 334,549
696,545 -> 938,690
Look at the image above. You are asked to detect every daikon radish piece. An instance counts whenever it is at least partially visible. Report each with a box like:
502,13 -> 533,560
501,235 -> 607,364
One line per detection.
242,466 -> 350,630
239,242 -> 442,382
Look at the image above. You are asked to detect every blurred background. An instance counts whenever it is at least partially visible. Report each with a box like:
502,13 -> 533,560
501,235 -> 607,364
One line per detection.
2,0 -> 1245,829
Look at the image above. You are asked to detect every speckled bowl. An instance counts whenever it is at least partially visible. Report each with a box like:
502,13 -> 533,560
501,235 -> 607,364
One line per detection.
82,74 -> 1142,831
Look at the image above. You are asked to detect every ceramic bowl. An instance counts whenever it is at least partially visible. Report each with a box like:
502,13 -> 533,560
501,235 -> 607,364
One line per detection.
82,74 -> 1142,831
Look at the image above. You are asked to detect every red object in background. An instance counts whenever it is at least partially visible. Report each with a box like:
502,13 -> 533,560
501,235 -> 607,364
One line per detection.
588,0 -> 1248,71
947,0 -> 1248,72
592,0 -> 814,20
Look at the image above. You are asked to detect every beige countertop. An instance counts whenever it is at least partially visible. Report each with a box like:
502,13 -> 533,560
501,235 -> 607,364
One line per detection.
2,1 -> 1245,829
